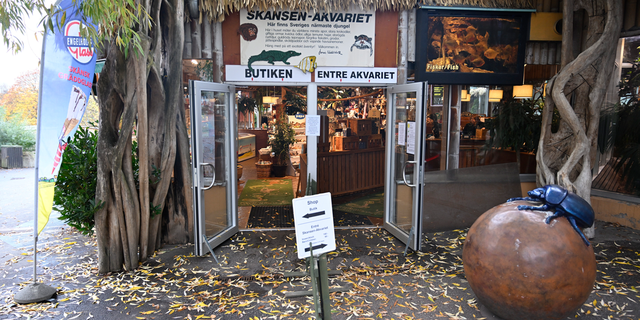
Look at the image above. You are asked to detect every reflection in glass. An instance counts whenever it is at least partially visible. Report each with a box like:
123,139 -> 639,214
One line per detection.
200,90 -> 229,237
392,92 -> 416,233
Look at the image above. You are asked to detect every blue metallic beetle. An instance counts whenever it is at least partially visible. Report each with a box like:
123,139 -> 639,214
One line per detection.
508,184 -> 595,246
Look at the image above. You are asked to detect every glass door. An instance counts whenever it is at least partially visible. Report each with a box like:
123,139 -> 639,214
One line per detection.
190,80 -> 238,256
384,82 -> 428,251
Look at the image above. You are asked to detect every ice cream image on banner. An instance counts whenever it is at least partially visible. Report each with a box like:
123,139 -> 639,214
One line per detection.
52,85 -> 87,174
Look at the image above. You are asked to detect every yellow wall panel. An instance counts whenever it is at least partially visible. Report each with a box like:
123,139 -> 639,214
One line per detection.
592,196 -> 640,230
530,12 -> 563,41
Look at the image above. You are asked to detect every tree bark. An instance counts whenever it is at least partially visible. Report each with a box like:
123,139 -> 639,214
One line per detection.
537,0 -> 622,239
95,0 -> 188,273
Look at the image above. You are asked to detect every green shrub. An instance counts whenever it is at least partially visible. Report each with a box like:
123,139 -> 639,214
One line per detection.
53,125 -> 102,235
54,124 -> 143,234
0,106 -> 36,151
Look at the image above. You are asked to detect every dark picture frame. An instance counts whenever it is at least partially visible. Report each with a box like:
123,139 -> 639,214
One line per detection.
415,8 -> 530,85
431,85 -> 444,106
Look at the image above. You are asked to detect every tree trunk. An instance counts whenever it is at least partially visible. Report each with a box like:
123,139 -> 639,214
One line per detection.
537,0 -> 622,239
95,0 -> 189,273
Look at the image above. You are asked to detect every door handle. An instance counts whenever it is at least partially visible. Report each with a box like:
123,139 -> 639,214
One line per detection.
402,160 -> 417,187
201,163 -> 216,190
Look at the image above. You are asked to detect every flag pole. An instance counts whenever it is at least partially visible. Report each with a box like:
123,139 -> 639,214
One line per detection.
14,11 -> 57,304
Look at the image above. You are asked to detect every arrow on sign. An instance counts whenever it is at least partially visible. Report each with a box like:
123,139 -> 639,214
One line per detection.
303,211 -> 325,219
304,243 -> 327,252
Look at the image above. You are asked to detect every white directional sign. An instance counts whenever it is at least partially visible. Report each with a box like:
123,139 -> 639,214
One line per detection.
292,193 -> 336,259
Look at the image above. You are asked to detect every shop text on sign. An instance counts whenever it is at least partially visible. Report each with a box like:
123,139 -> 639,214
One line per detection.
226,65 -> 311,82
317,70 -> 395,80
246,11 -> 373,24
314,67 -> 398,84
292,193 -> 336,259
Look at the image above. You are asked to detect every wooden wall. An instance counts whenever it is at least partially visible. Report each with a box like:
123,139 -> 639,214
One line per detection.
184,0 -> 640,61
622,0 -> 640,35
529,0 -> 640,33
524,0 -> 640,68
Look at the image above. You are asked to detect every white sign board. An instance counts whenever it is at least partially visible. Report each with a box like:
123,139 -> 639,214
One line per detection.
315,67 -> 397,84
305,115 -> 321,136
407,121 -> 416,155
239,8 -> 375,69
397,122 -> 406,146
292,193 -> 336,259
225,65 -> 311,82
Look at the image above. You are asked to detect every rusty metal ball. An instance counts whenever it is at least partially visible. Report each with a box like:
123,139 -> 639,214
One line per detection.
463,200 -> 596,320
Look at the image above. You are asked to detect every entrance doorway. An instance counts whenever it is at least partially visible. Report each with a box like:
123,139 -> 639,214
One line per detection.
234,85 -> 389,229
190,80 -> 429,255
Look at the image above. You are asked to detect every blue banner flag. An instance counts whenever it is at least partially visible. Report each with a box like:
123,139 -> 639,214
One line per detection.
36,0 -> 97,234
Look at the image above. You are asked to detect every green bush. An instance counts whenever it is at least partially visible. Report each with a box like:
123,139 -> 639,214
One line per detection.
53,125 -> 102,235
0,106 -> 36,151
54,124 -> 143,235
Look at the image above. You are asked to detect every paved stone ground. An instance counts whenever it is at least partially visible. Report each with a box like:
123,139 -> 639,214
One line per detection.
0,222 -> 638,319
1,168 -> 640,319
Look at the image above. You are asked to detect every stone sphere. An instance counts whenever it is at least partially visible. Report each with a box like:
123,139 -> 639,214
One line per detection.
463,200 -> 596,320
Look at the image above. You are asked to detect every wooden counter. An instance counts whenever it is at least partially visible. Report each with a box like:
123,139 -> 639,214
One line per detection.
300,147 -> 385,196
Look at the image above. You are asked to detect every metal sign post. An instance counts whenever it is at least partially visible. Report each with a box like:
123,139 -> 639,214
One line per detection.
285,193 -> 343,319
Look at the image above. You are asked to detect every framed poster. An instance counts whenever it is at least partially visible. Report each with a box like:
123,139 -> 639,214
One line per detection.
415,8 -> 530,85
239,8 -> 376,70
431,85 -> 443,106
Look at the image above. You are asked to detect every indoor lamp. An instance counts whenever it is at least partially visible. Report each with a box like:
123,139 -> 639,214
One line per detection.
489,89 -> 503,102
512,85 -> 533,99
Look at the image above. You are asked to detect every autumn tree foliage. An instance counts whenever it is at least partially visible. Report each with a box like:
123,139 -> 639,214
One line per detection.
0,69 -> 39,125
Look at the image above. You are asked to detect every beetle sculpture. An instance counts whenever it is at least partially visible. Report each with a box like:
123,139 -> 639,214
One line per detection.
508,184 -> 595,246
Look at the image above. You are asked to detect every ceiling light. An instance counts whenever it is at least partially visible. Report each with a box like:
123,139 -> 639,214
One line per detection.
489,89 -> 503,102
513,85 -> 533,99
263,96 -> 278,104
461,89 -> 470,102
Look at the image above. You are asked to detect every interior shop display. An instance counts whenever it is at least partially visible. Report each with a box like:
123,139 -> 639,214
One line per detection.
255,160 -> 272,178
269,111 -> 296,177
237,132 -> 256,161
238,96 -> 257,129
288,115 -> 306,168
295,86 -> 387,196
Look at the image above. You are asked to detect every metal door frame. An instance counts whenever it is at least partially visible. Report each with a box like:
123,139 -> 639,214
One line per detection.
190,80 -> 238,256
383,82 -> 428,251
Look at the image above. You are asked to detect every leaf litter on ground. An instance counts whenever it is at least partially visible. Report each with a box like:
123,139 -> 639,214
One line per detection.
0,222 -> 638,319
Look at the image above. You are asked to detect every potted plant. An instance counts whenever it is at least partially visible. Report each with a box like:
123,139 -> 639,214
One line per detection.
484,97 -> 542,173
269,111 -> 296,177
238,96 -> 257,128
